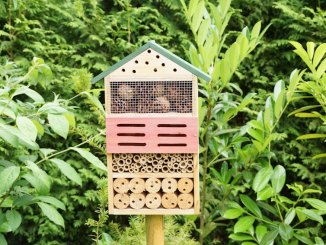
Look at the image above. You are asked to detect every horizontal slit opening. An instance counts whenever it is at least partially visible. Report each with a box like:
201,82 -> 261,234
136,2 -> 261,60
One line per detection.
117,124 -> 145,127
118,143 -> 146,146
158,134 -> 186,137
157,124 -> 186,128
117,133 -> 145,137
158,143 -> 187,147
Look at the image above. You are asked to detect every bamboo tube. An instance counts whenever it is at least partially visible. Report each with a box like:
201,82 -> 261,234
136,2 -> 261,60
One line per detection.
177,193 -> 194,209
120,153 -> 128,159
186,153 -> 192,158
145,178 -> 161,193
118,167 -> 125,173
162,166 -> 169,173
154,154 -> 162,160
136,162 -> 142,168
186,165 -> 193,173
123,165 -> 130,172
147,156 -> 154,163
158,160 -> 164,165
129,178 -> 145,193
152,160 -> 159,166
170,156 -> 176,163
113,153 -> 120,159
134,167 -> 140,173
112,165 -> 119,172
162,154 -> 169,159
153,167 -> 159,173
147,166 -> 153,173
161,193 -> 178,209
167,162 -> 173,168
140,157 -> 147,164
179,161 -> 187,169
173,163 -> 179,169
133,155 -> 141,162
130,193 -> 146,209
177,178 -> 193,194
176,156 -> 182,162
117,159 -> 125,166
187,159 -> 194,165
126,158 -> 132,164
145,193 -> 161,209
113,193 -> 129,209
162,178 -> 177,193
127,153 -> 133,159
113,178 -> 129,193
140,167 -> 146,173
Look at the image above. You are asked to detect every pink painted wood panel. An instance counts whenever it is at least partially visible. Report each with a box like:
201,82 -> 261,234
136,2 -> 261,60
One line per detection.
106,117 -> 198,153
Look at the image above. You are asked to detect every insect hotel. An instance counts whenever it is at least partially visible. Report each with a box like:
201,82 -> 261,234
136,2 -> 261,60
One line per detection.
92,41 -> 210,215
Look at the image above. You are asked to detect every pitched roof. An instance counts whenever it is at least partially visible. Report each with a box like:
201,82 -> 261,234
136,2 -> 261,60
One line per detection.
91,40 -> 211,83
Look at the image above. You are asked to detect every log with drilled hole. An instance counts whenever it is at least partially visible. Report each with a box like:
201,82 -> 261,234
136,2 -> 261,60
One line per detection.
145,193 -> 162,209
113,193 -> 129,209
129,178 -> 145,193
161,178 -> 178,193
177,178 -> 194,194
113,178 -> 129,194
177,193 -> 194,209
161,193 -> 178,209
130,193 -> 146,209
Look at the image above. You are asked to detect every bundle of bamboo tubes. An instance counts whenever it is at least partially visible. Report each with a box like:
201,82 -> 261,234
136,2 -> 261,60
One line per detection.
112,153 -> 194,173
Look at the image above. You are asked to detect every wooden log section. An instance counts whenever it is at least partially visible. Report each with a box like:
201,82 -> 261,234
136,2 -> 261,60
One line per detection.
130,193 -> 146,209
113,193 -> 129,209
177,193 -> 194,209
145,178 -> 161,193
113,178 -> 129,193
177,178 -> 193,194
146,193 -> 161,209
162,178 -> 177,193
161,193 -> 178,209
129,178 -> 145,193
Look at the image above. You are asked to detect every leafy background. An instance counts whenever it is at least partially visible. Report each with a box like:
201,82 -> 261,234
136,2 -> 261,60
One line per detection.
0,0 -> 325,244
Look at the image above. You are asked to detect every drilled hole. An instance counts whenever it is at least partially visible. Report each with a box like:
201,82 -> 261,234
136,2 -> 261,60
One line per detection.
183,189 -> 186,191
139,198 -> 142,201
156,55 -> 160,58
161,63 -> 165,66
154,197 -> 157,200
145,61 -> 149,65
188,201 -> 191,204
119,199 -> 122,202
173,68 -> 177,72
149,201 -> 152,204
171,202 -> 175,205
132,200 -> 135,203
122,68 -> 125,72
154,68 -> 157,72
135,60 -> 138,63
185,182 -> 188,184
147,50 -> 151,53
132,70 -> 136,73
181,199 -> 183,201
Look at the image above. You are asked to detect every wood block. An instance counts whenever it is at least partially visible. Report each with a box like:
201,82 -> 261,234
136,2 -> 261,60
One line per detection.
177,193 -> 193,209
145,193 -> 161,209
161,193 -> 178,209
113,193 -> 129,209
145,178 -> 161,193
129,178 -> 145,193
130,193 -> 146,209
113,178 -> 129,193
162,178 -> 177,193
177,178 -> 193,194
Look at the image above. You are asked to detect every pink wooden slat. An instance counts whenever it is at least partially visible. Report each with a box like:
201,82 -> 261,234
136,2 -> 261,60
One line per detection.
106,117 -> 198,153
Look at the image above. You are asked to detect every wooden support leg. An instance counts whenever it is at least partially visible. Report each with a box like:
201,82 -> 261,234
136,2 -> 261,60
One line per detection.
146,215 -> 164,245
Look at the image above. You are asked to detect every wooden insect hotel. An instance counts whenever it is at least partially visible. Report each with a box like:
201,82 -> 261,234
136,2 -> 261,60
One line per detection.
92,41 -> 210,215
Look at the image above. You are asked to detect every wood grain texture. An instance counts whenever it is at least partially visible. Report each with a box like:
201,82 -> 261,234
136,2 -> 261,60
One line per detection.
146,215 -> 164,245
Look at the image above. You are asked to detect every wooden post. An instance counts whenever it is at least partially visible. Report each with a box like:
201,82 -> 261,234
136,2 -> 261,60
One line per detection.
146,215 -> 164,245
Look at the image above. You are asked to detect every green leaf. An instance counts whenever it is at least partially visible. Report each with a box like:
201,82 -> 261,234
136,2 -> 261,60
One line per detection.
306,42 -> 315,61
50,158 -> 82,186
247,128 -> 264,143
313,43 -> 326,67
257,185 -> 274,201
256,225 -> 267,243
297,134 -> 326,140
279,223 -> 293,241
192,1 -> 205,33
288,105 -> 321,116
12,86 -> 44,103
198,18 -> 210,46
304,198 -> 326,212
71,148 -> 106,171
33,196 -> 65,210
315,237 -> 325,245
252,166 -> 273,192
240,195 -> 262,218
284,208 -> 296,225
0,166 -> 20,196
5,210 -> 22,231
317,58 -> 326,78
16,116 -> 38,141
0,234 -> 7,245
234,216 -> 255,233
293,233 -> 314,245
271,165 -> 286,194
0,126 -> 18,147
242,242 -> 257,245
223,208 -> 243,219
297,208 -> 323,224
48,114 -> 69,139
24,161 -> 51,195
312,153 -> 326,159
229,233 -> 253,241
273,80 -> 285,118
0,105 -> 16,119
260,229 -> 278,245
37,202 -> 64,228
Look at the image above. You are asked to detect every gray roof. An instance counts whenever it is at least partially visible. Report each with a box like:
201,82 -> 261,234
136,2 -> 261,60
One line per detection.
91,40 -> 211,83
